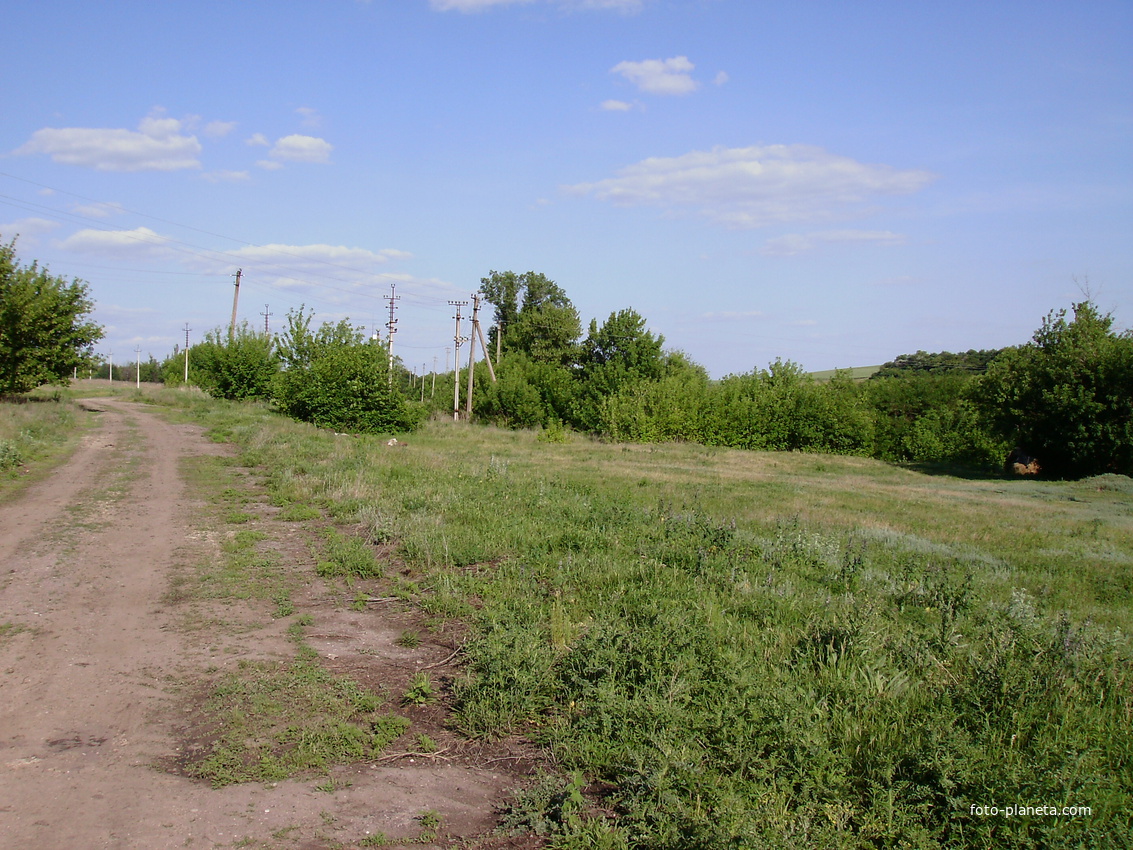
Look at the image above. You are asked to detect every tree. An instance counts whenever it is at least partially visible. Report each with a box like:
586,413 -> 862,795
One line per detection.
479,270 -> 581,365
0,238 -> 103,394
191,323 -> 278,400
577,308 -> 666,431
974,300 -> 1133,477
273,308 -> 423,433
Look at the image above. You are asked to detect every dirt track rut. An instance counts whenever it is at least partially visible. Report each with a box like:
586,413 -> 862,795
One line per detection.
0,399 -> 510,849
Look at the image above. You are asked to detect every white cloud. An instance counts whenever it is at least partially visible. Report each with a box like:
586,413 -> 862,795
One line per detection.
60,227 -> 175,258
255,159 -> 284,171
185,242 -> 418,302
600,99 -> 634,111
268,134 -> 333,164
14,112 -> 202,172
713,71 -> 729,86
760,229 -> 907,257
201,170 -> 251,183
295,107 -> 322,129
566,144 -> 937,229
204,120 -> 237,138
246,133 -> 270,147
0,217 -> 60,239
611,56 -> 698,95
71,201 -> 125,219
702,310 -> 764,320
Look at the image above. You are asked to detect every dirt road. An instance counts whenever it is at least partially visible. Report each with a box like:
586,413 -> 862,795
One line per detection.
0,400 -> 513,849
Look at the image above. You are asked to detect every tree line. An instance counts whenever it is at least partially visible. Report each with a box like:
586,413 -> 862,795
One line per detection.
2,236 -> 1129,479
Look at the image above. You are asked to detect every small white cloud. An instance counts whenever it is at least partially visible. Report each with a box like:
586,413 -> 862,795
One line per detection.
204,120 -> 237,138
761,229 -> 907,257
566,144 -> 936,229
71,201 -> 125,219
14,110 -> 202,172
269,134 -> 332,164
60,226 -> 175,258
702,310 -> 764,320
295,107 -> 322,129
600,99 -> 634,111
201,170 -> 251,183
255,159 -> 284,171
713,71 -> 729,86
0,217 -> 60,239
246,133 -> 271,147
611,56 -> 698,95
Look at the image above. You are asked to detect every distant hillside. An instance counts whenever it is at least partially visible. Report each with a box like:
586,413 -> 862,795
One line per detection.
809,365 -> 881,383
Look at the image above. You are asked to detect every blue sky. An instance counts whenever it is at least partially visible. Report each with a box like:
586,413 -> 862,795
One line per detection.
2,0 -> 1130,377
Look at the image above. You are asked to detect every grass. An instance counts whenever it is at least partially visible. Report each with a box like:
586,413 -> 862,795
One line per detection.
185,655 -> 408,787
36,387 -> 1133,845
0,391 -> 85,493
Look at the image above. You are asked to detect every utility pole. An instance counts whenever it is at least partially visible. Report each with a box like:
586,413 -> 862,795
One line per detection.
108,350 -> 113,383
431,355 -> 437,398
183,323 -> 191,384
421,364 -> 427,403
229,268 -> 242,337
448,301 -> 468,421
384,283 -> 401,387
261,304 -> 273,335
472,296 -> 496,383
135,345 -> 141,389
464,297 -> 479,420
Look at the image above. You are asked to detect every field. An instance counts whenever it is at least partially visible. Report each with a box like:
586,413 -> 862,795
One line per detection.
7,387 -> 1132,848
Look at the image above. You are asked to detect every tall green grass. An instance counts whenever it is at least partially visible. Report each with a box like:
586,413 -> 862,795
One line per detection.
0,393 -> 78,480
142,391 -> 1133,846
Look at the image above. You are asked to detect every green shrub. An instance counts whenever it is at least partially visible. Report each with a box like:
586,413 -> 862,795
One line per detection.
272,309 -> 423,434
974,300 -> 1133,477
190,323 -> 278,401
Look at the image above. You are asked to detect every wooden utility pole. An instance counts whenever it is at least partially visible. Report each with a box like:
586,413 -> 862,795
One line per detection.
465,296 -> 479,420
474,313 -> 496,382
229,269 -> 242,337
384,284 -> 400,387
448,301 -> 468,421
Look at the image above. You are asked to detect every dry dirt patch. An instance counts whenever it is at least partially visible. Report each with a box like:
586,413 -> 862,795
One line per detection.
0,399 -> 532,849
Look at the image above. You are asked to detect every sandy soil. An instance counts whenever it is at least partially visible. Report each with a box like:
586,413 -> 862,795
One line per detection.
0,399 -> 529,849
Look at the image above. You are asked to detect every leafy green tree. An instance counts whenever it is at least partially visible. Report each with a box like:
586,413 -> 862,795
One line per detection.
273,308 -> 423,433
874,348 -> 1003,378
479,270 -> 581,365
190,323 -> 278,401
577,308 -> 666,431
974,300 -> 1133,477
0,238 -> 103,394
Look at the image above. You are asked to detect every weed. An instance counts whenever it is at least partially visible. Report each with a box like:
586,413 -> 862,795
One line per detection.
185,656 -> 407,787
414,733 -> 437,753
401,672 -> 436,706
416,810 -> 441,843
279,502 -> 321,522
272,593 -> 294,619
395,630 -> 421,649
317,528 -> 382,580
